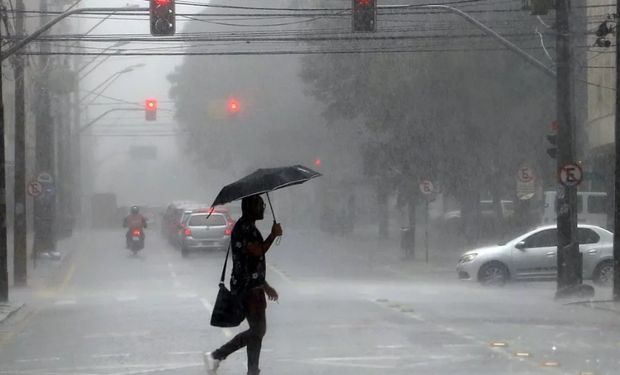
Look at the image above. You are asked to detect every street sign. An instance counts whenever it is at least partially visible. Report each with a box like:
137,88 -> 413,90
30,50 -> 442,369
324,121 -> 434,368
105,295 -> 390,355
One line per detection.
517,166 -> 535,183
516,166 -> 536,200
37,172 -> 53,184
559,163 -> 583,187
27,181 -> 43,197
419,180 -> 434,195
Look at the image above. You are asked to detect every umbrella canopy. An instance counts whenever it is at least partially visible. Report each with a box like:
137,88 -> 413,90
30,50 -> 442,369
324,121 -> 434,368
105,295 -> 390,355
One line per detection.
211,165 -> 322,208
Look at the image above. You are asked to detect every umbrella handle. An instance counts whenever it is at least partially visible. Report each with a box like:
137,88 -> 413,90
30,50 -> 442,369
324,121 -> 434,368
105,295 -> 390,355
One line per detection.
265,192 -> 277,223
266,193 -> 282,246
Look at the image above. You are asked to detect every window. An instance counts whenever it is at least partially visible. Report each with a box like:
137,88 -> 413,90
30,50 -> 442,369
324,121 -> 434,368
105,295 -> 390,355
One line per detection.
524,229 -> 557,248
577,228 -> 600,244
587,196 -> 607,214
189,214 -> 226,226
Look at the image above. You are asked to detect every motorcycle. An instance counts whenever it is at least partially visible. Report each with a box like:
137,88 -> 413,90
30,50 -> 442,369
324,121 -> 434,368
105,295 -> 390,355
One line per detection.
128,228 -> 145,254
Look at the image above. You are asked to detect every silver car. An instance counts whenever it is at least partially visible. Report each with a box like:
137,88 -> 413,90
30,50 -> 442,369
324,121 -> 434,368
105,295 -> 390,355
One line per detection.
180,212 -> 234,257
457,224 -> 614,286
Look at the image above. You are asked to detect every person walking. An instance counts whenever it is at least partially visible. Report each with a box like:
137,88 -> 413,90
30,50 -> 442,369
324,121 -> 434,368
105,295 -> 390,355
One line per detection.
204,194 -> 282,375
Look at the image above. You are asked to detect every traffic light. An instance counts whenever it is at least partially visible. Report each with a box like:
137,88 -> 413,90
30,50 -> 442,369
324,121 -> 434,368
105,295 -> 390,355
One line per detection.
150,0 -> 175,36
314,158 -> 322,167
145,98 -> 158,121
227,97 -> 240,115
546,133 -> 557,159
352,0 -> 376,32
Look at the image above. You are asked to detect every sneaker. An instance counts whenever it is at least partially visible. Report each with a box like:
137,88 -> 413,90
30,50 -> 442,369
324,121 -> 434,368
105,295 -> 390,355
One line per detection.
203,352 -> 220,375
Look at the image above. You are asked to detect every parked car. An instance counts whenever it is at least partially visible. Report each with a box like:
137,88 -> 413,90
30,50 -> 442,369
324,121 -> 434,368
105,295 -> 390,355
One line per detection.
457,224 -> 614,286
179,210 -> 235,257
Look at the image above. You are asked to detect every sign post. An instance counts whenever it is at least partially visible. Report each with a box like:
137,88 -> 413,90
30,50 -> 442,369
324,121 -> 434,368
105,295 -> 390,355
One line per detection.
419,180 -> 434,264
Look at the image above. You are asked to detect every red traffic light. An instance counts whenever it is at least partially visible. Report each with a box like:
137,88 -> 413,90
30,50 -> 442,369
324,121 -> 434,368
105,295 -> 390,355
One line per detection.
145,98 -> 158,121
227,98 -> 240,114
314,158 -> 322,167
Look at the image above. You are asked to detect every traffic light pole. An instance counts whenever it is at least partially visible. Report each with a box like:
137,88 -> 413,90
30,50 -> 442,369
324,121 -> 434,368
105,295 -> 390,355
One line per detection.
614,1 -> 620,301
0,18 -> 7,302
13,0 -> 27,286
0,7 -> 148,62
554,0 -> 583,298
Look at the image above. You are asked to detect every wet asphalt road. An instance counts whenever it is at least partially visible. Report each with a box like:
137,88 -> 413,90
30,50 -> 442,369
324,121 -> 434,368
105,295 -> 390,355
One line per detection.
1,227 -> 619,375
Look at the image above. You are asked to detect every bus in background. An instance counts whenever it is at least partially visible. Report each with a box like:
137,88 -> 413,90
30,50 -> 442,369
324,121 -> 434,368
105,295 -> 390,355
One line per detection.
542,191 -> 609,229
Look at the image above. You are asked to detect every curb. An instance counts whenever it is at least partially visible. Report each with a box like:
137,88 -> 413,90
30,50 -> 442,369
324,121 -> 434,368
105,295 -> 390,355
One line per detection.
0,302 -> 25,325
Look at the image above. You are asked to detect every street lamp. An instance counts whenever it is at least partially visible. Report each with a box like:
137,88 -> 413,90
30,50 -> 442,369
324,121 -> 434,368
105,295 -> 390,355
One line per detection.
78,41 -> 130,78
79,63 -> 146,105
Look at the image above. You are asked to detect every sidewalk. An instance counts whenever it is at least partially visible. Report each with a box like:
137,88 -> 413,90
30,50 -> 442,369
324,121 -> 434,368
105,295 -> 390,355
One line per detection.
564,298 -> 620,315
0,302 -> 24,324
1,231 -> 84,324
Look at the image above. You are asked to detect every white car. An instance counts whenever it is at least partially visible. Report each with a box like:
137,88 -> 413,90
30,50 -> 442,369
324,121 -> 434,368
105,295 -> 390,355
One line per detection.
457,224 -> 614,286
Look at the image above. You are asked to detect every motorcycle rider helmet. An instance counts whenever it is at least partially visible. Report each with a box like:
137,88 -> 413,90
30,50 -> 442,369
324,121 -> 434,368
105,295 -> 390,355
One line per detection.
130,206 -> 140,214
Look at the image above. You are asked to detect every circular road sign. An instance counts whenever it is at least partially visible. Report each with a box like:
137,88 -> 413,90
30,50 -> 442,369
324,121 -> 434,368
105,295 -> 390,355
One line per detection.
419,180 -> 434,195
559,163 -> 583,187
37,172 -> 53,184
517,166 -> 535,183
27,181 -> 43,197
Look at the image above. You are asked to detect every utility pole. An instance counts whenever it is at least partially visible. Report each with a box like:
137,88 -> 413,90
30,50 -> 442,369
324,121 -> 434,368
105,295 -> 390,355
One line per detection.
614,0 -> 620,301
13,0 -> 27,286
0,12 -> 8,302
33,0 -> 55,258
555,0 -> 583,298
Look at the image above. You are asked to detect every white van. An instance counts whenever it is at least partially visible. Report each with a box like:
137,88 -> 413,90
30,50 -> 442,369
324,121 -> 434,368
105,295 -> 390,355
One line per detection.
542,191 -> 609,228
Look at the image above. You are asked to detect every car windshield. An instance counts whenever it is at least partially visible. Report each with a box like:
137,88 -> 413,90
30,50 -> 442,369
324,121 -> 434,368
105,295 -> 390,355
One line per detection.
3,2 -> 619,375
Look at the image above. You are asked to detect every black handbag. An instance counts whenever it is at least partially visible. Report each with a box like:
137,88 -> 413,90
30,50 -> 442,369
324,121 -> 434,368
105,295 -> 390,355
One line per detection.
210,244 -> 245,327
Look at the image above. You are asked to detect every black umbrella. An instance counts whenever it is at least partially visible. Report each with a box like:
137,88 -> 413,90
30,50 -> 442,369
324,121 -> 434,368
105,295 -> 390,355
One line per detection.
211,165 -> 322,222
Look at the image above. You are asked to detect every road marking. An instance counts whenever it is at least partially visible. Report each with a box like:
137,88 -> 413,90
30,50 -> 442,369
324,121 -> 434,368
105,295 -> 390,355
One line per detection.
91,353 -> 131,359
54,299 -> 76,306
200,298 -> 213,311
84,331 -> 150,339
177,292 -> 198,299
376,345 -> 404,349
16,357 -> 60,363
57,261 -> 77,294
200,298 -> 233,338
173,280 -> 182,288
267,263 -> 293,285
167,351 -> 203,355
371,299 -> 565,374
116,296 -> 138,302
171,271 -> 177,278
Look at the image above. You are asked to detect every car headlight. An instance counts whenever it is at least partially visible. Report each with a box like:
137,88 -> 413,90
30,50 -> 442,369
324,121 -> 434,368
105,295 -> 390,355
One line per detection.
460,253 -> 478,263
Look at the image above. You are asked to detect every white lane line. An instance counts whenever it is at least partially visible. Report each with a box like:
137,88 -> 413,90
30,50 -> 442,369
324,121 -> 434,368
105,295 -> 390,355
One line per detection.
171,271 -> 177,278
167,351 -> 203,355
54,299 -> 76,306
116,296 -> 138,302
84,331 -> 150,339
376,345 -> 405,349
267,263 -> 293,285
173,280 -> 182,288
200,298 -> 233,338
91,353 -> 131,359
200,298 -> 213,311
167,262 -> 174,269
177,292 -> 198,299
16,357 -> 60,363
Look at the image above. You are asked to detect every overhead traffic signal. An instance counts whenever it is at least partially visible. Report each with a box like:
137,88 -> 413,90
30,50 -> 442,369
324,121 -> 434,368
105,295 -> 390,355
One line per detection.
352,0 -> 376,32
145,98 -> 158,121
546,133 -> 557,159
150,0 -> 175,36
227,97 -> 240,115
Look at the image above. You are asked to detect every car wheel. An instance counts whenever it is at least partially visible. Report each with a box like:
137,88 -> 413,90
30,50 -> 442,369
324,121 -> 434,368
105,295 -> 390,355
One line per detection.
593,260 -> 613,287
478,261 -> 509,286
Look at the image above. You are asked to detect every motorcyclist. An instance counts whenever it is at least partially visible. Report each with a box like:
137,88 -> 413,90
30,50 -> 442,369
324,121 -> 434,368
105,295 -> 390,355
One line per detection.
123,206 -> 148,248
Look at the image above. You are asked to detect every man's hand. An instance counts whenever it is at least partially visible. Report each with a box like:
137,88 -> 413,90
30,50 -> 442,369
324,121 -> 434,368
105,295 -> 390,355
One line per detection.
271,223 -> 283,237
265,285 -> 279,302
